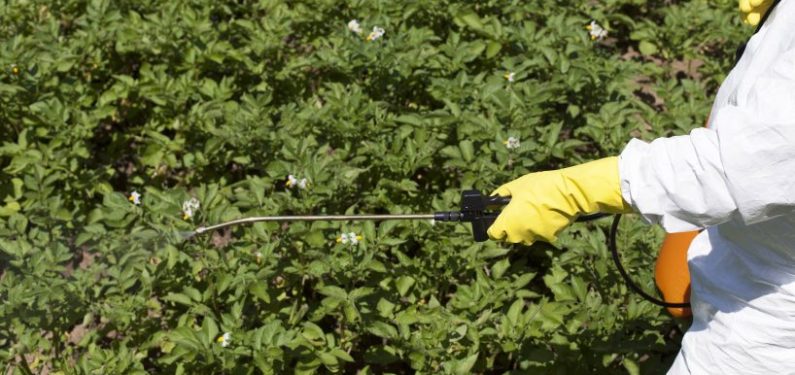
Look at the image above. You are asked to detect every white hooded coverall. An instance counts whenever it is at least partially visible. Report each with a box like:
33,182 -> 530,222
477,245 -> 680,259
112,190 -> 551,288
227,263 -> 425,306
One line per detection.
619,2 -> 795,374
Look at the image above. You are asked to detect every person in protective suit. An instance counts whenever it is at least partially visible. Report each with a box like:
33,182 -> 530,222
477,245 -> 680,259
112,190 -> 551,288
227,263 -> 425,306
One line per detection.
487,0 -> 793,373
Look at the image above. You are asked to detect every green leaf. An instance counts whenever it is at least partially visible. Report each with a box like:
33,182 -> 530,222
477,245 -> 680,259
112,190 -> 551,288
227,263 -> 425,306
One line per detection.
367,321 -> 398,339
571,276 -> 588,302
366,259 -> 387,273
394,114 -> 424,126
0,201 -> 20,217
318,351 -> 338,366
250,282 -> 271,303
202,317 -> 219,344
491,258 -> 510,279
479,247 -> 510,259
454,352 -> 479,374
183,287 -> 202,302
459,140 -> 474,162
302,323 -> 325,345
395,276 -> 416,296
330,348 -> 354,362
377,298 -> 396,318
546,122 -> 563,149
506,299 -> 524,326
638,40 -> 658,56
456,11 -> 484,30
163,293 -> 193,306
486,42 -> 502,58
623,358 -> 640,375
318,285 -> 348,300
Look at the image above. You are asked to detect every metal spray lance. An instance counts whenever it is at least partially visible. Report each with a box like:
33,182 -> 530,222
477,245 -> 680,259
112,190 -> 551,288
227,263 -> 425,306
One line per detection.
191,190 -> 606,241
189,189 -> 688,309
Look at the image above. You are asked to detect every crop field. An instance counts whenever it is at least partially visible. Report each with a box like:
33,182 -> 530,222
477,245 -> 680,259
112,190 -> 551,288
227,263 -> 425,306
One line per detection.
0,0 -> 749,373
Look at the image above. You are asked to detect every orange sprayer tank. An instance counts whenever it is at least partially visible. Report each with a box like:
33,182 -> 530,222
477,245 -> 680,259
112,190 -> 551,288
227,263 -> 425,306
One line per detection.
655,231 -> 699,318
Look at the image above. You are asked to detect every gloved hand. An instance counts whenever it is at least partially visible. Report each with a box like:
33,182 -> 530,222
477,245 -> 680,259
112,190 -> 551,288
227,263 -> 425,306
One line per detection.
487,157 -> 633,245
740,0 -> 774,26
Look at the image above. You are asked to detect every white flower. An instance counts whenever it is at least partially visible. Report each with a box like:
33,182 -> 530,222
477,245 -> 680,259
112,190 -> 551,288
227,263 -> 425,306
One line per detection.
504,137 -> 520,150
286,174 -> 308,190
429,219 -> 436,226
182,197 -> 200,220
287,174 -> 298,187
255,251 -> 263,264
366,26 -> 385,42
128,191 -> 141,205
216,332 -> 231,347
347,19 -> 363,34
337,232 -> 362,245
586,20 -> 607,41
504,72 -> 515,82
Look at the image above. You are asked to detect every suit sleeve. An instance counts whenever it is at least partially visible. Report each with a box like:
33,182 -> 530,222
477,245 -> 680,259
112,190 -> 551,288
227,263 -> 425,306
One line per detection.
619,48 -> 795,232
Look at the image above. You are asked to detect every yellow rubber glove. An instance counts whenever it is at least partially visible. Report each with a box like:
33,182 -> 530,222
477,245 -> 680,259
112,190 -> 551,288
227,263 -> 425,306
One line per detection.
740,0 -> 774,26
487,157 -> 633,245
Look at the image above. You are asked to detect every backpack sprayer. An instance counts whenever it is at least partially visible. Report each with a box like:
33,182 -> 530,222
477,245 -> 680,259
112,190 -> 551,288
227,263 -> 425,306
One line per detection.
191,190 -> 689,309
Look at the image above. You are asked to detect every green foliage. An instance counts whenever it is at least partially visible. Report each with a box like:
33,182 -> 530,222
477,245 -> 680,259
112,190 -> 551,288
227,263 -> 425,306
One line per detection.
0,0 -> 746,373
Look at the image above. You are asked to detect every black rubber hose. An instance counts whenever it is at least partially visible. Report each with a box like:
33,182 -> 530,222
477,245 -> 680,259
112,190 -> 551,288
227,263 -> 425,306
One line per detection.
608,215 -> 691,308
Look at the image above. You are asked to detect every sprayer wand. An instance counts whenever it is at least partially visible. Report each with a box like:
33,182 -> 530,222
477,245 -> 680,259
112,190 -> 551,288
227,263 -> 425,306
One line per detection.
193,190 -> 606,241
191,189 -> 688,308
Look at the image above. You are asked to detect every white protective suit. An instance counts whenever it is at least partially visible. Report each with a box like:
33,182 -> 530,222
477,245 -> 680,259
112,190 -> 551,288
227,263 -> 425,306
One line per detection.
619,2 -> 795,374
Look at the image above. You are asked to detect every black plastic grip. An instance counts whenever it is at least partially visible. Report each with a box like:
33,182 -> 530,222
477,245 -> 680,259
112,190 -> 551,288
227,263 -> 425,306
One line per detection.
472,212 -> 500,242
434,190 -> 609,242
432,190 -> 507,242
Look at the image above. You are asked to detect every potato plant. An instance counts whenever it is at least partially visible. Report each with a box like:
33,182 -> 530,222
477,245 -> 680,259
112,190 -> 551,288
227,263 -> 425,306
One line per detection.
0,0 -> 748,373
